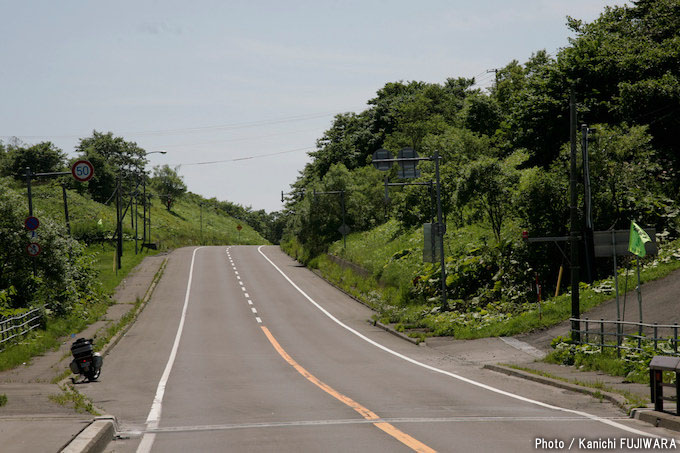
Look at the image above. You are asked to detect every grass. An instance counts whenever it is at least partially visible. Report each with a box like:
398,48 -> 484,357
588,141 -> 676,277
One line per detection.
49,384 -> 100,415
0,394 -> 7,407
304,219 -> 680,341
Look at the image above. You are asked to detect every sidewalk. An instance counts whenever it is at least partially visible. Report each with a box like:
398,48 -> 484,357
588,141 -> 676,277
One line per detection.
0,254 -> 166,453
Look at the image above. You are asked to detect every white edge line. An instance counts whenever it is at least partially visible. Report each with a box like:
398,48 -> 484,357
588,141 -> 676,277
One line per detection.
256,245 -> 659,438
137,246 -> 204,453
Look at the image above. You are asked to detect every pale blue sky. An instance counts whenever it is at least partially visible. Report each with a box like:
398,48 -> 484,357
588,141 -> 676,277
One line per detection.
1,1 -> 627,211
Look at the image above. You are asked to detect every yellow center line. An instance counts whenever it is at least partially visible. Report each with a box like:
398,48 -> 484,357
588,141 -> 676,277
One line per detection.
261,326 -> 437,453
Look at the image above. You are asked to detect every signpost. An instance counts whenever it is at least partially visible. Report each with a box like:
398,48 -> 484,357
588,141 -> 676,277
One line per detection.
25,216 -> 39,231
237,224 -> 242,241
71,160 -> 94,182
26,243 -> 41,257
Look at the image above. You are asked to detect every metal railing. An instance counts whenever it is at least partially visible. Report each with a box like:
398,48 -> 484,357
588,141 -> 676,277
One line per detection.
0,308 -> 43,350
570,317 -> 679,356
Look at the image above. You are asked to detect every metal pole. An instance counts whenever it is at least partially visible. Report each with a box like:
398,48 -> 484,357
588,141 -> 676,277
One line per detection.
62,184 -> 71,235
637,258 -> 643,338
116,176 -> 122,270
582,124 -> 594,283
25,167 -> 36,277
25,167 -> 33,217
200,203 -> 203,245
134,187 -> 138,255
434,151 -> 448,311
341,190 -> 346,249
569,91 -> 581,341
142,178 -> 147,244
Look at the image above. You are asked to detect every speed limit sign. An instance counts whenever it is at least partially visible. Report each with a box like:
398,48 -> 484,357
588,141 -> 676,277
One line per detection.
71,160 -> 94,182
26,243 -> 41,257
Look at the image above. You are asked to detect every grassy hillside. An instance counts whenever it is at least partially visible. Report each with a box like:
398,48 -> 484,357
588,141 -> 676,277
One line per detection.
26,181 -> 267,249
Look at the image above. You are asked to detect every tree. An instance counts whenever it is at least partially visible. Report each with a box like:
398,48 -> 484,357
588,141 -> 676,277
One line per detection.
151,165 -> 187,211
456,151 -> 527,242
0,141 -> 66,178
75,131 -> 148,203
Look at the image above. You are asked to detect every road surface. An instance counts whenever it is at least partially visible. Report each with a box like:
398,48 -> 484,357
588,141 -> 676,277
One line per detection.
80,246 -> 679,452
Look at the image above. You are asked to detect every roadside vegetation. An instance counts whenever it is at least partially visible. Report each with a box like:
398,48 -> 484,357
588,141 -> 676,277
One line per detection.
280,0 -> 680,347
0,131 -> 270,370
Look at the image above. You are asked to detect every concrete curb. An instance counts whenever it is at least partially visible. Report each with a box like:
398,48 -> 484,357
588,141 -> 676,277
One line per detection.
631,409 -> 680,432
484,364 -> 631,412
59,258 -> 168,453
60,417 -> 116,453
371,320 -> 422,345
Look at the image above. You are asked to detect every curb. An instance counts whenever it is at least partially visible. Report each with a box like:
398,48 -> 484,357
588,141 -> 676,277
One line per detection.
484,364 -> 631,412
59,258 -> 167,453
371,320 -> 422,345
60,416 -> 116,453
631,408 -> 680,432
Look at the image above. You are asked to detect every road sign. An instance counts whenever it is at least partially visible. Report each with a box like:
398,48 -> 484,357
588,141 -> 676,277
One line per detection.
397,147 -> 420,179
26,243 -> 41,257
71,160 -> 94,182
372,149 -> 393,172
25,216 -> 39,231
338,224 -> 351,236
237,225 -> 243,231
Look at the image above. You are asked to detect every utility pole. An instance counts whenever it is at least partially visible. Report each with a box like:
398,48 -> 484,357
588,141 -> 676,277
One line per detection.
582,124 -> 595,283
116,176 -> 123,270
569,91 -> 581,341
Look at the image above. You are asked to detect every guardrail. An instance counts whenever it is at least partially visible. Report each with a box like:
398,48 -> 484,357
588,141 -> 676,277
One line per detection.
0,308 -> 43,350
570,317 -> 679,356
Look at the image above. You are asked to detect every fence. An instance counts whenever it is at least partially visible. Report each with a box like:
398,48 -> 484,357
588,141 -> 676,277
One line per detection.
0,308 -> 43,351
571,317 -> 679,356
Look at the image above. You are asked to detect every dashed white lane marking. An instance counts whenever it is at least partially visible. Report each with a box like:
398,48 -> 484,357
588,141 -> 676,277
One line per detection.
228,249 -> 263,327
256,246 -> 661,439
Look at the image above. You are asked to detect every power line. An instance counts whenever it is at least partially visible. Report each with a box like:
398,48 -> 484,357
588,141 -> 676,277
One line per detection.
174,146 -> 314,168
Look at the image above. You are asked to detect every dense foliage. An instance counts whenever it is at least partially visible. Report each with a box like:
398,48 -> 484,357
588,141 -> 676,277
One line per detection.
281,0 -> 680,318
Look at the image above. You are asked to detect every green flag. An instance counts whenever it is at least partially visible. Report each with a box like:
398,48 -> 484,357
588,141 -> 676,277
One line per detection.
629,220 -> 651,257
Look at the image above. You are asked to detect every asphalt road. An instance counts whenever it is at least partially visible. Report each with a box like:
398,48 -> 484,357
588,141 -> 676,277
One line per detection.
80,246 -> 679,452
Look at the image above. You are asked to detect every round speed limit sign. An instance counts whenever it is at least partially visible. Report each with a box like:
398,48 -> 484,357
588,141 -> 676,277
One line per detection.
26,242 -> 41,257
71,160 -> 94,182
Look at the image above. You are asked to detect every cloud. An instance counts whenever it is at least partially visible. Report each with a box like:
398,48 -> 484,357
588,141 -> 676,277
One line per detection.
138,21 -> 183,36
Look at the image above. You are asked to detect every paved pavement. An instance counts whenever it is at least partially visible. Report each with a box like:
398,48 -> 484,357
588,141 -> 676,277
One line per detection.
0,249 -> 680,452
0,253 -> 166,453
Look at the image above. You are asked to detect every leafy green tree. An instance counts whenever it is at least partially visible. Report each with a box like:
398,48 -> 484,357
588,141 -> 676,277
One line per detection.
584,123 -> 673,230
1,141 -> 66,178
151,164 -> 187,211
456,151 -> 527,242
0,179 -> 99,314
75,131 -> 148,203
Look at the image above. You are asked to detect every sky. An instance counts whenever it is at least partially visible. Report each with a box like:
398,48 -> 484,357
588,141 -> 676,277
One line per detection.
0,0 -> 629,212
